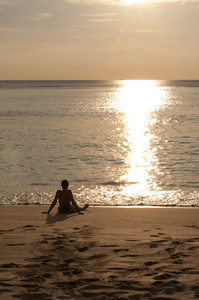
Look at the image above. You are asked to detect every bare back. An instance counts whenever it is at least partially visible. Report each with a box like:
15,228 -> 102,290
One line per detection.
57,189 -> 73,211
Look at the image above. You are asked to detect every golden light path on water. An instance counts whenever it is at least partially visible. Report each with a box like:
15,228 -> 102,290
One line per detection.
115,80 -> 168,195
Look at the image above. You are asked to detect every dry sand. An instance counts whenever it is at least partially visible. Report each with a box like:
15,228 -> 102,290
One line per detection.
0,205 -> 199,299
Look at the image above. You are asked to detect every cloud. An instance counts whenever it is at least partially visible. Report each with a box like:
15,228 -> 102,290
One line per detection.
79,13 -> 117,16
72,25 -> 87,28
88,18 -> 116,22
33,13 -> 52,20
120,28 -> 159,33
79,12 -> 118,22
0,27 -> 18,32
63,0 -> 129,4
0,1 -> 13,7
63,0 -> 199,4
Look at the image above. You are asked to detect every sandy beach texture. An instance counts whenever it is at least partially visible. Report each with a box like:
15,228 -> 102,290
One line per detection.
0,206 -> 199,300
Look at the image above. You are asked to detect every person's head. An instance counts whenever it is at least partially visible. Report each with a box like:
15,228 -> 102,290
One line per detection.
61,179 -> 69,189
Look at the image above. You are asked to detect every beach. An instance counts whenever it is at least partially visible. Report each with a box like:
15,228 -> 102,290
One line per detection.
0,206 -> 199,299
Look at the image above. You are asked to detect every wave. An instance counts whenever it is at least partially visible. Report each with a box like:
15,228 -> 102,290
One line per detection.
0,185 -> 199,207
101,181 -> 139,186
30,183 -> 49,186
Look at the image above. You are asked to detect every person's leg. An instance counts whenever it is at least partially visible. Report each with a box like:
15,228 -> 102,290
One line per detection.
80,204 -> 89,211
58,207 -> 72,213
70,204 -> 89,213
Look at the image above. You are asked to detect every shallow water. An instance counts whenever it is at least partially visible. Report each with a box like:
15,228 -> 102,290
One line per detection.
0,80 -> 199,206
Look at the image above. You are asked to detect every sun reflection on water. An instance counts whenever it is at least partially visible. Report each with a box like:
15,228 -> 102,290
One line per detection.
116,80 -> 167,193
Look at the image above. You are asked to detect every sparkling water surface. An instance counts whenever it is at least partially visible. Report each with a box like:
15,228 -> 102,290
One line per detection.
0,80 -> 199,206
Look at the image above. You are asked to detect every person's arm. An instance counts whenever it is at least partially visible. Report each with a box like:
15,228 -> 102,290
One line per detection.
70,191 -> 81,214
48,190 -> 59,213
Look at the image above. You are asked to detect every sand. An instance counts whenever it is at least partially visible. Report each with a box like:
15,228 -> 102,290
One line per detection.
0,205 -> 199,299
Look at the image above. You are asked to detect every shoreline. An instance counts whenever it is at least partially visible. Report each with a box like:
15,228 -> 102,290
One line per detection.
1,204 -> 199,208
0,203 -> 199,208
1,185 -> 199,208
0,206 -> 199,299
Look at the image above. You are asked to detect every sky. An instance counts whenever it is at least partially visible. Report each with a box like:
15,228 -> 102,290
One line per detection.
0,0 -> 199,80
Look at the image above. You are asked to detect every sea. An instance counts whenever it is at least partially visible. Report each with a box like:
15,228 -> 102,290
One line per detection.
0,80 -> 199,207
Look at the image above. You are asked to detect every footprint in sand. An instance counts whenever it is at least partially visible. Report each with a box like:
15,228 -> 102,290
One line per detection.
0,229 -> 13,234
165,247 -> 175,254
64,258 -> 75,264
120,255 -> 140,258
69,239 -> 76,243
87,254 -> 105,260
24,225 -> 39,230
113,249 -> 129,253
153,273 -> 173,280
152,279 -> 179,286
189,246 -> 197,250
191,285 -> 199,298
184,225 -> 199,229
144,272 -> 158,277
172,240 -> 182,246
100,245 -> 118,248
6,243 -> 26,246
170,253 -> 181,259
0,263 -> 21,269
150,243 -> 159,248
164,280 -> 185,294
144,261 -> 159,267
0,272 -> 16,281
173,260 -> 183,265
181,267 -> 193,272
23,264 -> 41,269
12,292 -> 52,300
20,283 -> 40,290
77,246 -> 89,252
39,240 -> 49,244
0,288 -> 14,295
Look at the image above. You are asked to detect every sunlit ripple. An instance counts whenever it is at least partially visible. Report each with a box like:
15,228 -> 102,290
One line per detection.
115,80 -> 168,194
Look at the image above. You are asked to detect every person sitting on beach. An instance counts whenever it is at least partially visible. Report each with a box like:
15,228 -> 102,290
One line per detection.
47,180 -> 89,214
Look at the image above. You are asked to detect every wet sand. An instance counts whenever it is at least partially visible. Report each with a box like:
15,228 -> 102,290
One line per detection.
0,206 -> 199,299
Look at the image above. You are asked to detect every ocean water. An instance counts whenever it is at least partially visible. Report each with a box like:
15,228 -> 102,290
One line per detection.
0,80 -> 199,206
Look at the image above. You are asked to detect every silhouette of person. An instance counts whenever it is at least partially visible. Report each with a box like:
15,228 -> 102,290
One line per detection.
47,180 -> 89,214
